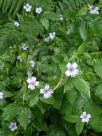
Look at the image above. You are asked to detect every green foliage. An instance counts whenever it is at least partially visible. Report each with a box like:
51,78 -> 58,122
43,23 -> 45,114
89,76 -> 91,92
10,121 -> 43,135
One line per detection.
0,0 -> 102,136
18,107 -> 31,130
76,120 -> 84,136
74,77 -> 90,98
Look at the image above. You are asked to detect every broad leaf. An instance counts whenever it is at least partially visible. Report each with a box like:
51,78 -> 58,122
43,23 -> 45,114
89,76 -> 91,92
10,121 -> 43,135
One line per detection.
18,107 -> 31,130
94,84 -> 102,102
79,22 -> 87,41
94,62 -> 102,79
2,103 -> 22,121
74,77 -> 90,98
64,82 -> 77,105
64,114 -> 78,123
75,120 -> 84,136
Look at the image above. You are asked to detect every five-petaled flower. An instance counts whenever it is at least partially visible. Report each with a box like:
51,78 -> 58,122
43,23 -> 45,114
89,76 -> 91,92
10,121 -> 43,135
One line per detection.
44,37 -> 50,43
40,84 -> 53,99
27,76 -> 39,90
89,5 -> 99,14
80,112 -> 91,123
14,21 -> 20,27
21,43 -> 28,51
0,92 -> 4,100
24,3 -> 32,12
65,62 -> 79,77
9,122 -> 17,131
35,7 -> 43,14
29,60 -> 35,68
44,32 -> 56,42
49,32 -> 56,40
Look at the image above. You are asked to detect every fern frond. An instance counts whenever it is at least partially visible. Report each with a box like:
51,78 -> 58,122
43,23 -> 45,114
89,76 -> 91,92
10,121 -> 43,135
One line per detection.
0,0 -> 25,17
60,0 -> 95,11
0,0 -> 96,17
0,23 -> 16,48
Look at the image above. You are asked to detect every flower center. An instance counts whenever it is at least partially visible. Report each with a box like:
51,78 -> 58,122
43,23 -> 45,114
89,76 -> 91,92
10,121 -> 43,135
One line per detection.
12,125 -> 16,128
69,66 -> 75,71
83,115 -> 87,119
31,81 -> 35,85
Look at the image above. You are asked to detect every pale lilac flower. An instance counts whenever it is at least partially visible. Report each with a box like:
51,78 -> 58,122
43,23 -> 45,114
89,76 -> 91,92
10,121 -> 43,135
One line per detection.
44,37 -> 50,43
59,14 -> 64,21
27,76 -> 39,90
80,112 -> 91,123
21,43 -> 28,51
35,7 -> 43,14
65,62 -> 79,77
17,56 -> 22,62
24,3 -> 32,12
40,84 -> 53,99
44,32 -> 56,42
29,60 -> 35,68
49,32 -> 56,40
14,21 -> 20,27
89,5 -> 99,14
0,92 -> 4,100
9,122 -> 17,131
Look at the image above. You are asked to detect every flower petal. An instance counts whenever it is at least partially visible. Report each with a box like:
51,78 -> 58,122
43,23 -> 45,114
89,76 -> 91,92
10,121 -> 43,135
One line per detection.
87,114 -> 91,119
70,69 -> 79,77
66,63 -> 71,69
40,89 -> 45,94
32,77 -> 36,82
72,63 -> 78,69
44,91 -> 52,99
44,84 -> 49,90
65,70 -> 71,77
35,81 -> 39,87
28,84 -> 35,90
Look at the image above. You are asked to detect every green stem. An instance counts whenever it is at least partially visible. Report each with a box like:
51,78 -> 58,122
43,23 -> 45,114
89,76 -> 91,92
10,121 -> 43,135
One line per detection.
90,51 -> 102,55
0,81 -> 10,89
15,126 -> 20,136
23,90 -> 26,105
53,77 -> 65,91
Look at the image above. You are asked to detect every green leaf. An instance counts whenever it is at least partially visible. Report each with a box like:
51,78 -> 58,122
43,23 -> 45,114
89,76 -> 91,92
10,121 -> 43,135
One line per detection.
79,22 -> 87,41
64,114 -> 78,123
94,62 -> 102,79
27,92 -> 39,107
18,107 -> 31,130
53,87 -> 64,109
60,96 -> 73,115
42,11 -> 58,21
41,97 -> 55,108
2,103 -> 22,121
47,128 -> 66,136
74,77 -> 90,98
77,6 -> 87,16
94,84 -> 102,102
40,18 -> 49,30
94,21 -> 102,36
84,100 -> 102,132
3,90 -> 13,98
19,15 -> 44,39
78,43 -> 86,54
0,130 -> 6,136
64,82 -> 77,105
75,120 -> 84,136
66,89 -> 77,105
